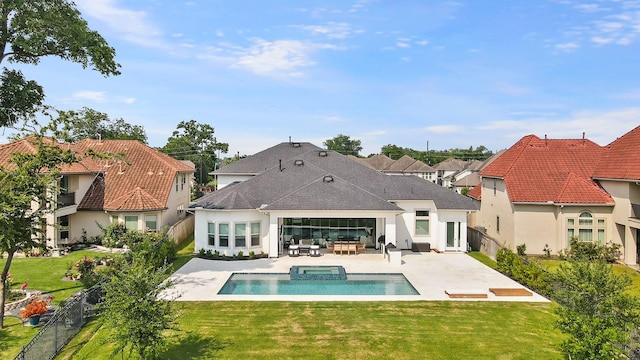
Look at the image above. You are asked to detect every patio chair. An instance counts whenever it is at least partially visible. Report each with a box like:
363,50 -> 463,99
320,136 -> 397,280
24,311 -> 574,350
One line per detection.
325,242 -> 334,254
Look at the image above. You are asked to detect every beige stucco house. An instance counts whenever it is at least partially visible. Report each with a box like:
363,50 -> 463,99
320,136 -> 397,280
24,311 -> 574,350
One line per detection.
0,137 -> 195,248
469,126 -> 640,266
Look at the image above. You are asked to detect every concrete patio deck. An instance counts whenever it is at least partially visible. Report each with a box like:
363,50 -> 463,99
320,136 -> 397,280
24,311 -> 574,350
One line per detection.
162,250 -> 550,302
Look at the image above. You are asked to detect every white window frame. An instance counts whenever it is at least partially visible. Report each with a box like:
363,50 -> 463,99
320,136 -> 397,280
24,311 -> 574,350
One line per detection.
415,210 -> 430,236
207,222 -> 215,246
234,223 -> 247,248
250,222 -> 261,247
218,223 -> 229,247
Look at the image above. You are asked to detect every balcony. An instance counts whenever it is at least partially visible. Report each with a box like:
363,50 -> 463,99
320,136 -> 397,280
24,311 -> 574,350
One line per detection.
58,192 -> 76,207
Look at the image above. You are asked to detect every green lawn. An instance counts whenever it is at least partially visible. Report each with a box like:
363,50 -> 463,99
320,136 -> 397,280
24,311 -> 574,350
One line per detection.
58,301 -> 564,360
0,238 -> 195,360
1,250 -> 104,359
467,251 -> 496,269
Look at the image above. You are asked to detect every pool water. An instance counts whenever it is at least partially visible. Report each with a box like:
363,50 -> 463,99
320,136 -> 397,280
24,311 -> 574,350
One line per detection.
218,273 -> 420,295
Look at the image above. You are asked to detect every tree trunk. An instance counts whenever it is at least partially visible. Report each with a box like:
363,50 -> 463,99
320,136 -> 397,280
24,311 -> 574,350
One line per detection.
0,251 -> 15,329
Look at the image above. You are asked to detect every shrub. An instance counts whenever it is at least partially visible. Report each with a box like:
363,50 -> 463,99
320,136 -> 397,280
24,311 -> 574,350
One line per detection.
237,251 -> 243,258
496,247 -> 553,298
205,249 -> 213,258
516,243 -> 527,256
542,244 -> 552,258
198,248 -> 206,256
564,237 -> 622,263
249,251 -> 255,259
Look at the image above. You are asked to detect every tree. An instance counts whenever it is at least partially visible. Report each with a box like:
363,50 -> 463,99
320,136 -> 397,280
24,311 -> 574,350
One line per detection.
160,120 -> 228,185
0,0 -> 119,328
99,252 -> 178,359
0,132 -> 77,328
0,0 -> 120,128
554,259 -> 640,359
380,144 -> 494,165
57,107 -> 147,143
324,134 -> 362,156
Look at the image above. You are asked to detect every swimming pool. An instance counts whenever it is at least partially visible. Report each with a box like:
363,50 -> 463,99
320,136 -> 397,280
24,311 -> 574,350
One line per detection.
218,272 -> 420,295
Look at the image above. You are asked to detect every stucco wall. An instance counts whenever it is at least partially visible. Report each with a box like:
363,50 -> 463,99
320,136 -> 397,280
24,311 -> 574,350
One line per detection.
194,209 -> 269,256
477,178 -> 515,249
217,175 -> 253,189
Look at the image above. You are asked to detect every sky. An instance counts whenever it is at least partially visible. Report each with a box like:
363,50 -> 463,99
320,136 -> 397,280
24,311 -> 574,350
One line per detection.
6,0 -> 640,157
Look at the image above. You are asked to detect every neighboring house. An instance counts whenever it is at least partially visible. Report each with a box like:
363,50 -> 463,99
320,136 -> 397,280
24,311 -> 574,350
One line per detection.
352,154 -> 436,182
0,138 -> 195,249
451,152 -> 506,194
469,126 -> 640,266
193,142 -> 476,257
433,157 -> 467,187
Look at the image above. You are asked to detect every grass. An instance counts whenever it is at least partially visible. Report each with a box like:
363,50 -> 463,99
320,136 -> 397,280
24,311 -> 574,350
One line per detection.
0,237 -> 194,360
58,301 -> 564,360
0,249 -> 105,359
467,251 -> 496,269
57,245 -> 564,359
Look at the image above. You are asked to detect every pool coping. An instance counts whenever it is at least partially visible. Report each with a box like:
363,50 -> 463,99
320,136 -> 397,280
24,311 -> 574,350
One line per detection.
162,251 -> 550,302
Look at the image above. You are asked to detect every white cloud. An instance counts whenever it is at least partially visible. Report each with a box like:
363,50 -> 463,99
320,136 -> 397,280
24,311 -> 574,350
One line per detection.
296,22 -> 352,39
397,42 -> 411,48
321,116 -> 348,123
425,125 -> 465,133
555,42 -> 580,51
200,38 -> 340,78
75,0 -> 166,48
479,108 -> 640,146
574,4 -> 610,12
71,91 -> 107,103
556,1 -> 640,47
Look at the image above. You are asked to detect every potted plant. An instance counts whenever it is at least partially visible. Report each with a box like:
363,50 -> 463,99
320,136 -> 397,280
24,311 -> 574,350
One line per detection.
19,298 -> 50,325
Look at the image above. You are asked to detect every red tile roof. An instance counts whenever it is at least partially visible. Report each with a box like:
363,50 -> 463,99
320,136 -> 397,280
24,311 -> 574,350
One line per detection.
479,135 -> 613,204
593,124 -> 640,180
0,138 -> 194,212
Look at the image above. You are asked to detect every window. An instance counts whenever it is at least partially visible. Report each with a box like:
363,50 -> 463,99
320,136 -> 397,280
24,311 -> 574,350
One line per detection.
111,215 -> 119,224
567,212 -> 605,243
235,223 -> 246,247
59,215 -> 69,241
207,222 -> 215,246
60,175 -> 70,194
181,174 -> 186,190
218,223 -> 229,247
145,215 -> 157,231
251,222 -> 261,246
496,216 -> 500,233
175,176 -> 179,192
415,210 -> 430,236
493,180 -> 497,195
125,216 -> 138,231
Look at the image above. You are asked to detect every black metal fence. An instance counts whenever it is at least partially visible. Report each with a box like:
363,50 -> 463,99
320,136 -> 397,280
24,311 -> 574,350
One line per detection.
13,284 -> 102,360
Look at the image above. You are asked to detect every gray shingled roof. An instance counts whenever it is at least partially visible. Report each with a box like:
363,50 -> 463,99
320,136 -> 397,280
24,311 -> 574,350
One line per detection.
212,142 -> 323,175
193,145 -> 477,211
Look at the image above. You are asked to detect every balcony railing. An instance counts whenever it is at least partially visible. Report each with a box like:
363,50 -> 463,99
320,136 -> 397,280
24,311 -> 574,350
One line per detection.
58,192 -> 75,207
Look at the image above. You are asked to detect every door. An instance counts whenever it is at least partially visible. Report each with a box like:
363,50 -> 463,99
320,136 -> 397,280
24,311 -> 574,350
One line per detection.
446,222 -> 456,250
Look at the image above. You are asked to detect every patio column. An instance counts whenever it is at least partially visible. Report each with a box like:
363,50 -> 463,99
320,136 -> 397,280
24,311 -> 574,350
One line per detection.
268,214 -> 279,258
384,215 -> 397,246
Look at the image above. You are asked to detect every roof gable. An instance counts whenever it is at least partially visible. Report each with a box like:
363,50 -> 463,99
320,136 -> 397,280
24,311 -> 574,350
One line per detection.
593,125 -> 640,181
480,135 -> 612,204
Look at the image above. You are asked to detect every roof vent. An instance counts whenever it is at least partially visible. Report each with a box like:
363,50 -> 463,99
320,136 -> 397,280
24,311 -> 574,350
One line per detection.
323,175 -> 334,183
318,150 -> 328,157
292,142 -> 301,148
294,159 -> 304,166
